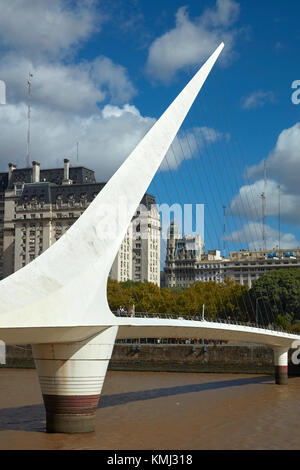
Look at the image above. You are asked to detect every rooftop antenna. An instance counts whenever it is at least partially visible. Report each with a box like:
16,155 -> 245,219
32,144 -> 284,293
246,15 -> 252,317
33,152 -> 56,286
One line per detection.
261,160 -> 267,251
76,142 -> 79,163
223,205 -> 226,257
26,72 -> 33,168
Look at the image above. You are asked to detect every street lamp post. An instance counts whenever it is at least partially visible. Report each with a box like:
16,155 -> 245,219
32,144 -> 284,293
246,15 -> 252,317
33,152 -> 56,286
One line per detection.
202,304 -> 205,321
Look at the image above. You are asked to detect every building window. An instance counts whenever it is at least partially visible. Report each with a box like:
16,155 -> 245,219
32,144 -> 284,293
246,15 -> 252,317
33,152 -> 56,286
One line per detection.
15,184 -> 23,196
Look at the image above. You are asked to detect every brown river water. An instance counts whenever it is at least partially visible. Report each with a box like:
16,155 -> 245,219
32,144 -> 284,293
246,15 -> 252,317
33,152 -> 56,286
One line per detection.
0,368 -> 300,450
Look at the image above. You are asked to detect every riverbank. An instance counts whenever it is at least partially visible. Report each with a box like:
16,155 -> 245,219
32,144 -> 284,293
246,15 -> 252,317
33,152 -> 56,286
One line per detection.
0,343 -> 287,375
110,343 -> 276,374
3,342 -> 300,375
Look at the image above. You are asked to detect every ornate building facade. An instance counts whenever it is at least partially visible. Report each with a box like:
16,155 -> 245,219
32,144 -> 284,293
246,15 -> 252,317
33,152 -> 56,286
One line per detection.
164,223 -> 300,288
0,159 -> 161,285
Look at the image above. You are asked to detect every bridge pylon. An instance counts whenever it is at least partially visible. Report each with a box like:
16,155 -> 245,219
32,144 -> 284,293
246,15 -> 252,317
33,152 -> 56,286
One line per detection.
273,347 -> 288,385
32,327 -> 118,433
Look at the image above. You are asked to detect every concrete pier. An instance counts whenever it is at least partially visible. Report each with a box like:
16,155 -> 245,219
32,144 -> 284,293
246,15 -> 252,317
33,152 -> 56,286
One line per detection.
32,326 -> 118,433
273,348 -> 288,385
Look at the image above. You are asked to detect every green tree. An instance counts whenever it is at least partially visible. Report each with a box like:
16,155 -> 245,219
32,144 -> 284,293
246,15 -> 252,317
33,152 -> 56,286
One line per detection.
249,269 -> 300,325
107,278 -> 250,320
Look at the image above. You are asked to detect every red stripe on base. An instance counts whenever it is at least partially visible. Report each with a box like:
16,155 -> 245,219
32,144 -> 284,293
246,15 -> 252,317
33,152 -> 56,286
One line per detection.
278,366 -> 288,372
275,366 -> 288,385
43,394 -> 100,415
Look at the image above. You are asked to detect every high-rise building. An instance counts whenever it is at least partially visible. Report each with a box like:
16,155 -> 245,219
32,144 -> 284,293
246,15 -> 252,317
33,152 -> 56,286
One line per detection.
132,195 -> 161,285
0,160 -> 161,285
109,225 -> 133,283
109,194 -> 161,285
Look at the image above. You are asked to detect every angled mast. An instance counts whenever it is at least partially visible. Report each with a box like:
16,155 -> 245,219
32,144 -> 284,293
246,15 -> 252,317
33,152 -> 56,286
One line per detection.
0,43 -> 225,342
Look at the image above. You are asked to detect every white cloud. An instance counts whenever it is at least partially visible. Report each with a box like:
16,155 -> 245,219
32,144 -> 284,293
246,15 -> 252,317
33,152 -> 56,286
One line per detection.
227,222 -> 300,251
0,0 -> 101,58
241,90 -> 275,109
201,0 -> 240,27
229,123 -> 300,228
90,56 -> 137,104
0,99 -> 226,180
0,1 -> 142,181
146,0 -> 240,82
0,0 -> 229,186
0,103 -> 155,181
0,55 -> 136,113
230,179 -> 300,225
102,104 -> 141,119
247,123 -> 300,195
160,126 -> 227,170
0,57 -> 103,113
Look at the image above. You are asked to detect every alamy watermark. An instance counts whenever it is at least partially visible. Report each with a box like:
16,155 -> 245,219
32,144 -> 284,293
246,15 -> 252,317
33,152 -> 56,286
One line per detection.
95,200 -> 204,247
291,340 -> 300,365
0,340 -> 6,364
291,80 -> 300,104
0,80 -> 6,105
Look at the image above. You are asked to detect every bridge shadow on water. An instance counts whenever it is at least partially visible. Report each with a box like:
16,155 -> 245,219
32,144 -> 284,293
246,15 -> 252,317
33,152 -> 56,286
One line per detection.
0,375 -> 272,433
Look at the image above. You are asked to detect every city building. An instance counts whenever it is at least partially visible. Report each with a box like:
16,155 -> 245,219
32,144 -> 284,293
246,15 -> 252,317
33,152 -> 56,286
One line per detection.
224,252 -> 300,288
195,258 -> 228,284
229,249 -> 300,261
132,194 -> 161,285
0,160 -> 161,285
109,225 -> 133,283
164,224 -> 300,288
164,222 -> 204,288
109,194 -> 161,285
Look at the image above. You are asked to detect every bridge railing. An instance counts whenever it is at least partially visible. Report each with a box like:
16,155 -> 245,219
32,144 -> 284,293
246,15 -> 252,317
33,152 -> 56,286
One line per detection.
112,311 -> 295,335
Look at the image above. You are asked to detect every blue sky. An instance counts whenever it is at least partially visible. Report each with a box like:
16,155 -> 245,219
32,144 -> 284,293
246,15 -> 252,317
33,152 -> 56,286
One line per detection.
0,0 -> 299,261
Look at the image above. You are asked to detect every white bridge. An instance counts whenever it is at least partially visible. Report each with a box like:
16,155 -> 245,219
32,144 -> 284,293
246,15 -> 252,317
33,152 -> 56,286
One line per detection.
116,314 -> 298,350
0,42 -> 299,433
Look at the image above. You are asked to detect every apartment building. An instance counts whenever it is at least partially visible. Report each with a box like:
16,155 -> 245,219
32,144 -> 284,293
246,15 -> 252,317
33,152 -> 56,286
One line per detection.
132,195 -> 161,286
1,160 -> 161,285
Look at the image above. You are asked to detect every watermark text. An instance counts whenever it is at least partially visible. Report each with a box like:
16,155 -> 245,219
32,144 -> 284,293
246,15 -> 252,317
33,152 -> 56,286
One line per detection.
291,80 -> 300,104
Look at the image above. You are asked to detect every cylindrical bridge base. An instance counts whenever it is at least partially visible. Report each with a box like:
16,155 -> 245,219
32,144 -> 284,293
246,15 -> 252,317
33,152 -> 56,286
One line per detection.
273,348 -> 288,385
44,394 -> 100,433
32,326 -> 118,433
275,366 -> 288,385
